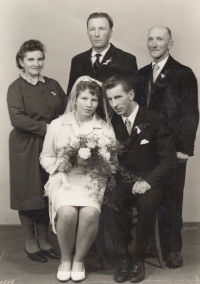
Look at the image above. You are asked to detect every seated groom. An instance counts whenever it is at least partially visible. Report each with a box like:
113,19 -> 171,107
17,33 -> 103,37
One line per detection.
66,12 -> 138,96
102,75 -> 177,283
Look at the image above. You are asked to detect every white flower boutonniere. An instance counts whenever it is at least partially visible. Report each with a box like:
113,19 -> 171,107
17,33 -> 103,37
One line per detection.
102,57 -> 112,65
161,74 -> 165,79
134,126 -> 141,134
133,123 -> 150,134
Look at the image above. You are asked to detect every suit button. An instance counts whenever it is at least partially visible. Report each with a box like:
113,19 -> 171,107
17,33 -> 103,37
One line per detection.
49,107 -> 52,110
45,98 -> 48,101
42,90 -> 44,93
149,105 -> 152,108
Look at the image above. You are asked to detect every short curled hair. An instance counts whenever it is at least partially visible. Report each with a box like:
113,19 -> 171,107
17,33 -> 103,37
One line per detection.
102,75 -> 133,94
16,39 -> 45,69
87,12 -> 113,29
76,80 -> 106,117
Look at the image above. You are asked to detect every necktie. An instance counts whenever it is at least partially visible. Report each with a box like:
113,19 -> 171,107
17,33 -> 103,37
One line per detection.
153,64 -> 160,82
125,117 -> 132,136
93,54 -> 101,73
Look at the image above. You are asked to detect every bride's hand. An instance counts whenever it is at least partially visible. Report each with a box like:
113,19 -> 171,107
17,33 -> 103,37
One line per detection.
132,181 -> 151,195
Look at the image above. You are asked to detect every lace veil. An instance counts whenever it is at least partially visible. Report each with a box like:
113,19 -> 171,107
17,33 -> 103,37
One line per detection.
65,76 -> 112,125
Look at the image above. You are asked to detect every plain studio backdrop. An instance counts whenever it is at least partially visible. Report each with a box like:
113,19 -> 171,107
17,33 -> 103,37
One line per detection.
0,0 -> 199,224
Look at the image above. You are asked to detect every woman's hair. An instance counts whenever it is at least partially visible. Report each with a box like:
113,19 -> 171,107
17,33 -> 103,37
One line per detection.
76,81 -> 105,117
16,39 -> 45,69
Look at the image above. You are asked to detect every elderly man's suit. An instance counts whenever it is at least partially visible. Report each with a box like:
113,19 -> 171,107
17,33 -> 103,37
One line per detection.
136,55 -> 199,253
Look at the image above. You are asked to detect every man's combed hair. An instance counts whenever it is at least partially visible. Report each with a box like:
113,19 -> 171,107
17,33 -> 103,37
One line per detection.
16,39 -> 45,69
87,12 -> 113,29
102,75 -> 133,93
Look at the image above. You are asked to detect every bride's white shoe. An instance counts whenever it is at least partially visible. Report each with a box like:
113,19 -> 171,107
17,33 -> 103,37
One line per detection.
71,267 -> 85,282
57,270 -> 71,281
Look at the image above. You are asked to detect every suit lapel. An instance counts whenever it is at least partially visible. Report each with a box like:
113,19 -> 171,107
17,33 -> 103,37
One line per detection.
154,55 -> 177,84
94,44 -> 116,76
83,49 -> 94,77
129,107 -> 145,144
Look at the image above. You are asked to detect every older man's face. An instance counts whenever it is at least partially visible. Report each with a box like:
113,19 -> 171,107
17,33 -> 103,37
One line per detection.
87,17 -> 112,52
147,27 -> 173,62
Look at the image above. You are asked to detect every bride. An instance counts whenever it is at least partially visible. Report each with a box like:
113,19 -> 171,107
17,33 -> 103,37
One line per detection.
40,76 -> 115,282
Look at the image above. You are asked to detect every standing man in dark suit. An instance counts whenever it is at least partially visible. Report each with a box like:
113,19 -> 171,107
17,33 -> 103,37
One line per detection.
136,26 -> 199,268
103,75 -> 177,283
67,12 -> 138,96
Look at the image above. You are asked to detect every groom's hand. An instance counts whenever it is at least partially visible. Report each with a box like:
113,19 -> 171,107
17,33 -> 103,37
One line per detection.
132,181 -> 151,195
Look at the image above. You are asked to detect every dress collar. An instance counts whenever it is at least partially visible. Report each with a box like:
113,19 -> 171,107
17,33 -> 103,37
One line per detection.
20,73 -> 45,85
61,111 -> 104,129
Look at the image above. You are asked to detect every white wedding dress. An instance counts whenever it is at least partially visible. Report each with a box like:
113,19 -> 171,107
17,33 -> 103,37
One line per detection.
40,111 -> 115,233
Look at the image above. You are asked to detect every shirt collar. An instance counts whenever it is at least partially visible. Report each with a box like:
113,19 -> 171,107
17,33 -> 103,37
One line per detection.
122,103 -> 139,126
152,55 -> 169,71
91,44 -> 111,58
20,73 -> 45,85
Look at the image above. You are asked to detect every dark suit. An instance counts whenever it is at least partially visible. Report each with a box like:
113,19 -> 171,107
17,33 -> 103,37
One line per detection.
109,106 -> 177,260
67,43 -> 138,95
136,55 -> 199,253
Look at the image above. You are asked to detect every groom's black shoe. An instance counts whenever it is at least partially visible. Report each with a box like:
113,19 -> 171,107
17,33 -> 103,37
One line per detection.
129,261 -> 145,283
165,251 -> 183,268
114,254 -> 131,283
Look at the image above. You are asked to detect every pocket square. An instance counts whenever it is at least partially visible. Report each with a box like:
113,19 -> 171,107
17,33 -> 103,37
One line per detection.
140,139 -> 149,145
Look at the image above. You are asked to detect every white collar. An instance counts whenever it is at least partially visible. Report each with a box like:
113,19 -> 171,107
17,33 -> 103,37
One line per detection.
91,44 -> 111,58
122,103 -> 139,126
152,55 -> 169,71
61,111 -> 104,129
20,73 -> 45,85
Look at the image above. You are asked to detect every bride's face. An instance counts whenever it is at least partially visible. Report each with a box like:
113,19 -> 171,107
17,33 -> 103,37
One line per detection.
76,89 -> 98,120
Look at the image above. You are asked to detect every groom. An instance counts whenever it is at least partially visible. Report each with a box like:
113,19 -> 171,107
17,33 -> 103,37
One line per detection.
102,75 -> 177,283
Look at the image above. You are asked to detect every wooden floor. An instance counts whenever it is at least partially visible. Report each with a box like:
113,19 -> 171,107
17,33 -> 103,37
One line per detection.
0,223 -> 200,284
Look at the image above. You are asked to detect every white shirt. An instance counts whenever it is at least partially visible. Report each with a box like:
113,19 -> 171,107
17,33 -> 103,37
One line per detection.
91,44 -> 111,65
152,55 -> 169,77
121,103 -> 139,130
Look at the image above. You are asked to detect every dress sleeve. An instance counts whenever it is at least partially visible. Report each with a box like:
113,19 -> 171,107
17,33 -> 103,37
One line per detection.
7,82 -> 47,136
40,120 -> 62,174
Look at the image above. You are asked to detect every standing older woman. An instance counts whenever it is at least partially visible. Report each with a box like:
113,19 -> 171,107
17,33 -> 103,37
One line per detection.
7,39 -> 67,262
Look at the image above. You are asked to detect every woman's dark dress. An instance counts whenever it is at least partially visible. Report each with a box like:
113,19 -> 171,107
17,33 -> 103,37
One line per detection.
7,75 -> 67,210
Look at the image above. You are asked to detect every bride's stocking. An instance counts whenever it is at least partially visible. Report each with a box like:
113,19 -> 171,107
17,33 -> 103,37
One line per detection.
57,205 -> 78,271
72,206 -> 100,271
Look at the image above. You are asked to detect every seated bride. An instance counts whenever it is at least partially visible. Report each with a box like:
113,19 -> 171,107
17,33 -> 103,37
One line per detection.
40,76 -> 116,282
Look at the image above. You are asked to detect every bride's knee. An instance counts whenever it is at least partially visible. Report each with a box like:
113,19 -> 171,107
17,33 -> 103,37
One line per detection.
57,206 -> 78,224
80,207 -> 100,224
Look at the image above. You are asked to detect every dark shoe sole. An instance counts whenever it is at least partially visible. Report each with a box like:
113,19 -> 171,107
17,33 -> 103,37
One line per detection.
166,262 -> 183,269
129,275 -> 145,283
114,275 -> 129,283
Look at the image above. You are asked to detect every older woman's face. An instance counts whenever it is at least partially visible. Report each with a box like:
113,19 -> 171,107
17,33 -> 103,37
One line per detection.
20,50 -> 44,79
76,89 -> 98,120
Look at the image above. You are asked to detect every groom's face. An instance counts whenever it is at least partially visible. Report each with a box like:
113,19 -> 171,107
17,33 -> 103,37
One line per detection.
87,17 -> 113,51
106,84 -> 134,117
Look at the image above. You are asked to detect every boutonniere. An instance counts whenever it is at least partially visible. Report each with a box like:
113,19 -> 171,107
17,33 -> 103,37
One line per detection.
51,91 -> 57,96
160,69 -> 170,80
133,123 -> 150,134
102,57 -> 112,65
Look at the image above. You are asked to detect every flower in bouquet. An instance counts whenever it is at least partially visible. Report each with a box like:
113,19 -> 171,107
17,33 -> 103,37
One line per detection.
99,147 -> 111,161
78,147 -> 91,160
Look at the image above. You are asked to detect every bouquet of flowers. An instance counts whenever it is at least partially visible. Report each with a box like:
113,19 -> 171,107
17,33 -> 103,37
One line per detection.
56,133 -> 120,177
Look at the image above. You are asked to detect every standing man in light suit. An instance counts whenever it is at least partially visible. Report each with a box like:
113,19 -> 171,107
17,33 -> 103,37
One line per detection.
66,12 -> 138,96
137,26 -> 199,268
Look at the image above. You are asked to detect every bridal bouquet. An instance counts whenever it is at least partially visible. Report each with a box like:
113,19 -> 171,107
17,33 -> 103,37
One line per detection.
56,133 -> 120,177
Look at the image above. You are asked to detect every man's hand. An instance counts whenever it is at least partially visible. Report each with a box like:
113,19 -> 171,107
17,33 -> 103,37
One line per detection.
132,181 -> 151,195
176,152 -> 189,163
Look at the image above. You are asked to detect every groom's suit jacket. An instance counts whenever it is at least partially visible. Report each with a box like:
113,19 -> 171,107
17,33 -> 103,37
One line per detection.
136,55 -> 199,156
67,43 -> 138,96
111,106 -> 177,189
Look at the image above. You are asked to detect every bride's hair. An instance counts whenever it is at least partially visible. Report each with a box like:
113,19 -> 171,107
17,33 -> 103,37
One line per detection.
65,76 -> 112,124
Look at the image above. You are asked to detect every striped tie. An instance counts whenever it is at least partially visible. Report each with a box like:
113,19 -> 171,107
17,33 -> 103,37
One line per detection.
93,54 -> 101,73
